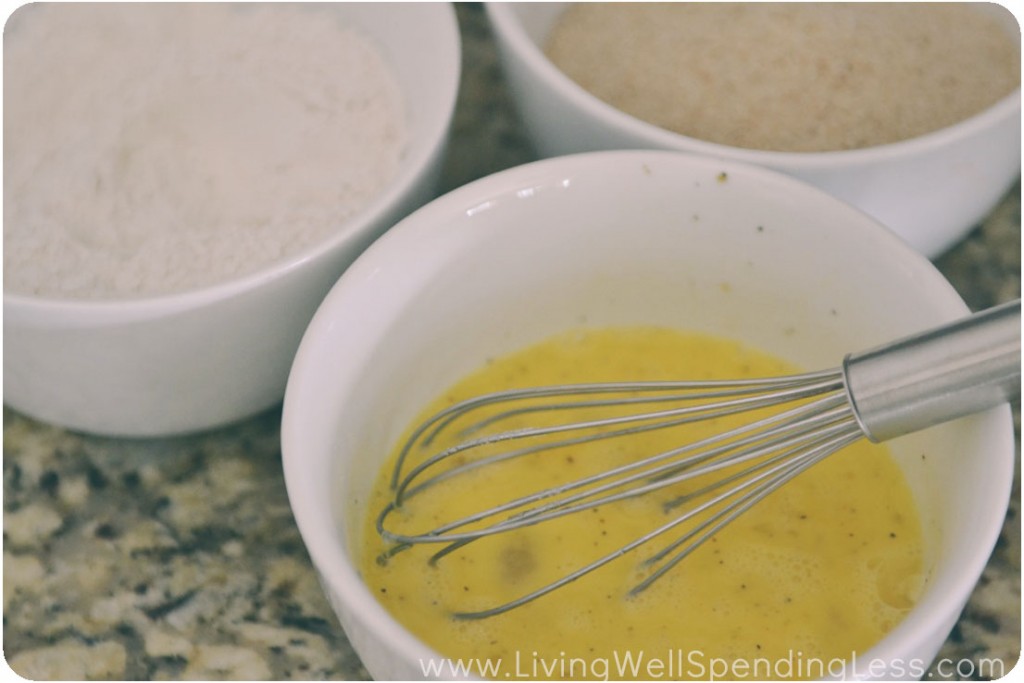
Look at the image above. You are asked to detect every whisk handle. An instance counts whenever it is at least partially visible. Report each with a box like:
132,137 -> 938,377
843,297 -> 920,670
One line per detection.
843,299 -> 1021,442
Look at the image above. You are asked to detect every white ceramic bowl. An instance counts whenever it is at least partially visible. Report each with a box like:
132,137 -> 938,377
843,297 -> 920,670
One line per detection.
3,3 -> 460,437
281,151 -> 1015,680
485,2 -> 1021,258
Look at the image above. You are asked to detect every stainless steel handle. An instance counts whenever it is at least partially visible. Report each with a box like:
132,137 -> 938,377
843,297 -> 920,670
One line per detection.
842,299 -> 1021,442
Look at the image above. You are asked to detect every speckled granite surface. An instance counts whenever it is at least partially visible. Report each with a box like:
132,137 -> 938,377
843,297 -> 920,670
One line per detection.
3,4 -> 1020,680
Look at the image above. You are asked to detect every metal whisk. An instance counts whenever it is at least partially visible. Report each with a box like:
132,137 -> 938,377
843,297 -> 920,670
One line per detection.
377,300 -> 1020,619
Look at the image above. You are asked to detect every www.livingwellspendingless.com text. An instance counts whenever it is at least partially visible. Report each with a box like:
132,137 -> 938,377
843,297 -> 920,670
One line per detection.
418,648 -> 1007,680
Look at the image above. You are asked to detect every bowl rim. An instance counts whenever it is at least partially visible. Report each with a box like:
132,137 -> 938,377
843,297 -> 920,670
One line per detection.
3,2 -> 461,320
484,2 -> 1022,169
282,149 -> 1017,678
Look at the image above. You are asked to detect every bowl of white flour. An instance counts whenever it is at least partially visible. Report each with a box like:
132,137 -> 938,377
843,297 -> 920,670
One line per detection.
3,3 -> 460,436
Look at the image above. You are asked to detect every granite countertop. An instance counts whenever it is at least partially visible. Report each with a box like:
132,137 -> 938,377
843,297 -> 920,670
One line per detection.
3,4 -> 1020,680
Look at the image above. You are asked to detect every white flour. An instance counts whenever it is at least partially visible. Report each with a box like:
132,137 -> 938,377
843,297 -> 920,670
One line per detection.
4,3 -> 407,299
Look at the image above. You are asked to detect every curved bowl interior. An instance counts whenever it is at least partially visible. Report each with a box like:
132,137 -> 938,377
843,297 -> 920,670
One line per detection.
282,151 -> 1015,679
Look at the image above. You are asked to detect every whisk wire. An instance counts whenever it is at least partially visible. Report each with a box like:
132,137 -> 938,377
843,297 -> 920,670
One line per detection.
425,420 -> 837,568
448,424 -> 861,620
630,428 -> 862,597
378,388 -> 852,550
446,373 -> 847,440
428,399 -> 860,578
391,372 -> 844,487
391,372 -> 846,504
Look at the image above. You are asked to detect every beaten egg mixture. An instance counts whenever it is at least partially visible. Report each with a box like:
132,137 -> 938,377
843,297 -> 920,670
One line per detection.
360,328 -> 923,680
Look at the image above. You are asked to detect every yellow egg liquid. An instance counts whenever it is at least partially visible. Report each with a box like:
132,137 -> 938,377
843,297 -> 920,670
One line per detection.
360,328 -> 923,680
